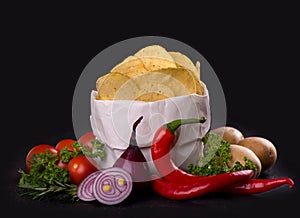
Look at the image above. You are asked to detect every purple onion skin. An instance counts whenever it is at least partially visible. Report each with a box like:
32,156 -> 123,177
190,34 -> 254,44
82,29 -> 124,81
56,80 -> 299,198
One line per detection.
77,170 -> 102,201
113,116 -> 150,190
93,167 -> 133,205
114,148 -> 150,190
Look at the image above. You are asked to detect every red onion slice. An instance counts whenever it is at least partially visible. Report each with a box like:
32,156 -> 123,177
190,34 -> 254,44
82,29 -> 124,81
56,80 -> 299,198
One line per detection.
93,167 -> 133,205
77,170 -> 102,201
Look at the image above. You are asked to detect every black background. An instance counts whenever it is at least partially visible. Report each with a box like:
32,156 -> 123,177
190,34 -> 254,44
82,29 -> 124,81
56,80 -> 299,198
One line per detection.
2,3 -> 299,218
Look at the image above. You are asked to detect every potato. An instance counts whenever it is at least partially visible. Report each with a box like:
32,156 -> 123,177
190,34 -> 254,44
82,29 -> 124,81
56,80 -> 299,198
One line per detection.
211,126 -> 244,144
238,137 -> 277,172
229,144 -> 262,178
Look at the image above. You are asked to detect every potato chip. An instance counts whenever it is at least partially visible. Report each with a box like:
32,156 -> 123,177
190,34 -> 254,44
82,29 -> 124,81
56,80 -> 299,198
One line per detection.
113,77 -> 141,100
132,72 -> 177,98
95,44 -> 204,102
135,92 -> 168,102
96,74 -> 107,91
133,45 -> 177,71
195,80 -> 204,95
131,68 -> 197,98
157,67 -> 198,95
110,56 -> 148,77
134,45 -> 175,62
168,51 -> 200,81
196,61 -> 200,76
96,72 -> 138,100
137,57 -> 177,72
111,72 -> 177,101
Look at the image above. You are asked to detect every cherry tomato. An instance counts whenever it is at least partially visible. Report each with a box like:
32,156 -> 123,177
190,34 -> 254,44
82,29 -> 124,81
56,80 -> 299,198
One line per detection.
55,139 -> 77,152
78,132 -> 96,150
67,155 -> 98,185
26,144 -> 57,171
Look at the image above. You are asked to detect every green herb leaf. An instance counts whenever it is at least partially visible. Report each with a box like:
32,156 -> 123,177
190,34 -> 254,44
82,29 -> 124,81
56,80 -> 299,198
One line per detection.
18,177 -> 78,201
187,132 -> 257,176
81,139 -> 106,160
18,150 -> 76,200
18,138 -> 106,201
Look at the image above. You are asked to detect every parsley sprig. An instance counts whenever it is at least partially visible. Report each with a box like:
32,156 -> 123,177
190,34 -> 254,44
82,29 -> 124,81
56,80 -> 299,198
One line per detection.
59,139 -> 106,164
81,139 -> 106,159
18,138 -> 106,201
18,150 -> 76,200
187,132 -> 257,176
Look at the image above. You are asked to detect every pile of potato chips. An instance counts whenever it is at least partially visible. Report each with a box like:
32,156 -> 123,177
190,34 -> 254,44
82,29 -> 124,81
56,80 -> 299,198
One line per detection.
96,45 -> 204,102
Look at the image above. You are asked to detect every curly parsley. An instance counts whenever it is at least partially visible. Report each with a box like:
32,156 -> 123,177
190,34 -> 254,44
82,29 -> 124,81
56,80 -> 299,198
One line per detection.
18,138 -> 106,201
18,150 -> 76,200
187,132 -> 257,176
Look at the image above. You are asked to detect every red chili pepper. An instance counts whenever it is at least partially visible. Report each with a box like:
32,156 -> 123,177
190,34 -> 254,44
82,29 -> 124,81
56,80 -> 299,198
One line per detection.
151,117 -> 207,182
219,177 -> 294,194
150,117 -> 295,196
151,170 -> 254,200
